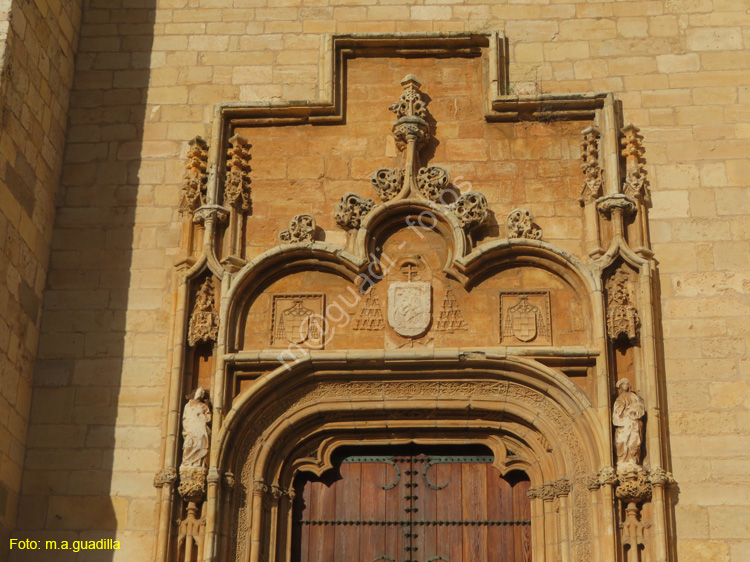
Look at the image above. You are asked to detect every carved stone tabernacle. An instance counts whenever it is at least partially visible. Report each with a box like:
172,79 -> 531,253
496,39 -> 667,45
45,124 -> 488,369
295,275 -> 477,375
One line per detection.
621,124 -> 650,204
606,266 -> 639,343
188,278 -> 220,346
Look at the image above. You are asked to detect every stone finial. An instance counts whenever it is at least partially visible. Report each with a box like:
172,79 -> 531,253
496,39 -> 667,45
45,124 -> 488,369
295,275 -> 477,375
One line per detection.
187,278 -> 220,346
225,133 -> 251,211
507,208 -> 543,240
179,136 -> 209,215
620,124 -> 650,204
279,214 -> 316,244
579,126 -> 602,203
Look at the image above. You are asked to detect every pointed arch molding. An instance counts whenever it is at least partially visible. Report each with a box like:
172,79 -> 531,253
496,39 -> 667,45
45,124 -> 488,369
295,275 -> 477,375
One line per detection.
156,31 -> 675,562
216,354 -> 604,562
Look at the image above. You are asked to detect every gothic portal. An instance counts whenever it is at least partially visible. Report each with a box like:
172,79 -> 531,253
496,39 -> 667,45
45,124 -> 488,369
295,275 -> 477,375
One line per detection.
153,33 -> 675,562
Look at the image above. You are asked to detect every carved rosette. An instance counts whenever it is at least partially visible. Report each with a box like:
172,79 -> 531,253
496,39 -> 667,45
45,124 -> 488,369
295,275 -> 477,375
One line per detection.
579,126 -> 602,204
371,167 -> 404,202
450,192 -> 489,231
335,192 -> 374,230
507,208 -> 543,240
153,467 -> 178,488
178,467 -> 207,502
389,74 -> 430,150
188,278 -> 220,346
279,214 -> 316,244
179,136 -> 209,215
415,166 -> 450,202
606,266 -> 639,343
225,134 -> 251,212
621,124 -> 650,204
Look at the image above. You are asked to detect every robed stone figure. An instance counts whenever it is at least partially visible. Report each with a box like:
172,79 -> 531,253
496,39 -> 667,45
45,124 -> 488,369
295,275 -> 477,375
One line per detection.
180,387 -> 211,470
612,378 -> 645,469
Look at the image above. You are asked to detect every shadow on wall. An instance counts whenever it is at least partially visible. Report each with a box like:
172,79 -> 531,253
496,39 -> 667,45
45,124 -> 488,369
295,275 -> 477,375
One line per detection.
11,1 -> 157,561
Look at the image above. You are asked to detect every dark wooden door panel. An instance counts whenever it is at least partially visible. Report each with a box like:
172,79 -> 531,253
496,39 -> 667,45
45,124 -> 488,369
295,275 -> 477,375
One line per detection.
292,448 -> 531,562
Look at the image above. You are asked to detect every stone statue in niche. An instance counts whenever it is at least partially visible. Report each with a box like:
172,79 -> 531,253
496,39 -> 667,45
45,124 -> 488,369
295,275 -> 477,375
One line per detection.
180,387 -> 212,470
612,378 -> 645,469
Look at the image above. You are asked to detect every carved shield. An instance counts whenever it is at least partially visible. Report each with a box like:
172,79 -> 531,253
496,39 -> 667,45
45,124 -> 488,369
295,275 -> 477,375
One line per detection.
506,296 -> 540,342
387,281 -> 432,338
279,300 -> 321,345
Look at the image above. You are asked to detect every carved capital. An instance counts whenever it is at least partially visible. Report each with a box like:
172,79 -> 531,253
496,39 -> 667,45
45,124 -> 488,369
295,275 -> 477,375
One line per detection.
223,472 -> 236,489
279,214 -> 316,244
649,467 -> 675,488
252,478 -> 268,496
553,478 -> 572,497
450,192 -> 489,232
586,473 -> 601,491
507,208 -> 542,240
599,466 -> 619,487
335,192 -> 375,230
193,204 -> 229,225
596,193 -> 636,219
153,467 -> 178,488
526,485 -> 543,500
541,483 -> 556,501
178,467 -> 207,502
615,467 -> 652,503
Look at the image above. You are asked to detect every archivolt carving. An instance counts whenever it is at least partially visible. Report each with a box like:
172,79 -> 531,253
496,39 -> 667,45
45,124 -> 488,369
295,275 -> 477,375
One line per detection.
225,368 -> 594,562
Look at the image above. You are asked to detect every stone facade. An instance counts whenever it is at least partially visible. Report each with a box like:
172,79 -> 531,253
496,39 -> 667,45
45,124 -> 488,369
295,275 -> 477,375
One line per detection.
0,2 -> 748,562
0,0 -> 83,550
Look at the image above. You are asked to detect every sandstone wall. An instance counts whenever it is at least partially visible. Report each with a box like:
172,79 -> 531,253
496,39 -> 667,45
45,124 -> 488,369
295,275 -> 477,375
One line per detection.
14,1 -> 750,561
0,0 -> 82,552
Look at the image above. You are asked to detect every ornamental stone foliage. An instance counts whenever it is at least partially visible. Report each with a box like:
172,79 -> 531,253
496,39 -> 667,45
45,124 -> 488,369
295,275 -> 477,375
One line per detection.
279,214 -> 316,244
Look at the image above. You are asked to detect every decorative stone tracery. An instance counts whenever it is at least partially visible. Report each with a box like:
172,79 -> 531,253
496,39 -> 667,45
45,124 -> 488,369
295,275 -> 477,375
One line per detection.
279,213 -> 316,244
507,208 -> 543,239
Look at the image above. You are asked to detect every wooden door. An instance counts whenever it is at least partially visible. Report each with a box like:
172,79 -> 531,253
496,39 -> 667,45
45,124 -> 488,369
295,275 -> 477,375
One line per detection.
292,447 -> 531,562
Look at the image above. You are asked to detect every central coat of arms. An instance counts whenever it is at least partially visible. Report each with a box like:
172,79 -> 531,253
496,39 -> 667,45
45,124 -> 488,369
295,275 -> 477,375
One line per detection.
388,261 -> 432,338
499,292 -> 552,345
